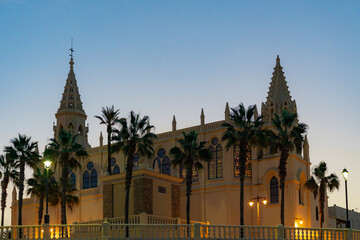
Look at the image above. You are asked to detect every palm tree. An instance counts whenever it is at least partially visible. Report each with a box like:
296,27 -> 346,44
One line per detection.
112,111 -> 156,229
0,155 -> 18,226
270,110 -> 307,225
4,134 -> 40,227
27,167 -> 57,225
305,161 -> 339,228
221,103 -> 270,226
170,131 -> 211,225
44,129 -> 88,225
95,105 -> 120,175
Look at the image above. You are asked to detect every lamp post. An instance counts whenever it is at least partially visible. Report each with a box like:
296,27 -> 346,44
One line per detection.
249,195 -> 267,225
44,160 -> 52,224
342,168 -> 350,228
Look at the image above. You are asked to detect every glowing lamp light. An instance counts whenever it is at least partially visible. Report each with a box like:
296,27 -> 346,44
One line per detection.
262,199 -> 267,205
300,220 -> 304,225
342,168 -> 349,181
249,201 -> 254,207
44,160 -> 52,170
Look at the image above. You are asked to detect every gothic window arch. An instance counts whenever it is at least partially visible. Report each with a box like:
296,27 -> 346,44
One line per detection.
68,169 -> 76,190
83,162 -> 97,189
179,165 -> 198,182
316,206 -> 319,221
208,137 -> 223,179
153,148 -> 171,175
233,145 -> 252,178
270,176 -> 279,203
68,123 -> 74,132
110,158 -> 120,175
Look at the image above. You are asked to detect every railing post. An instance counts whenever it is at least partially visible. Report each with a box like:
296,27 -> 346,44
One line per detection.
276,224 -> 284,240
42,223 -> 50,240
176,217 -> 181,224
102,219 -> 110,240
139,212 -> 148,224
345,228 -> 353,240
194,223 -> 201,240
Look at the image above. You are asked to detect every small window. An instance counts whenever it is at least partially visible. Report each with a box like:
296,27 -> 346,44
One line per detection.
113,165 -> 120,175
158,186 -> 166,193
83,171 -> 90,189
157,148 -> 166,158
87,162 -> 94,171
70,173 -> 76,189
161,156 -> 171,175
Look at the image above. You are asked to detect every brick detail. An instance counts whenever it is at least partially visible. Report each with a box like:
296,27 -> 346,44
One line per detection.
171,184 -> 180,218
133,177 -> 153,215
103,184 -> 113,218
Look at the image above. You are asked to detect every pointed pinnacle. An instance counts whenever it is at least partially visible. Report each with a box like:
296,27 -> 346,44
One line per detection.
276,55 -> 280,67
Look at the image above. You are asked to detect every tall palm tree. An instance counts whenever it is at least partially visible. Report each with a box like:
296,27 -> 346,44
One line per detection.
112,111 -> 157,229
222,103 -> 270,226
170,131 -> 211,225
270,110 -> 307,225
4,134 -> 40,227
27,167 -> 57,225
305,161 -> 339,228
44,129 -> 88,225
0,155 -> 18,226
95,105 -> 120,175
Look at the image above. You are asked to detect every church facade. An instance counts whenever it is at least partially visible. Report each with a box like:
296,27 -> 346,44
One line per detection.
11,55 -> 327,228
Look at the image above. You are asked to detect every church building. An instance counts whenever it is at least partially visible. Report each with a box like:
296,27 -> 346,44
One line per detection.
11,55 -> 326,228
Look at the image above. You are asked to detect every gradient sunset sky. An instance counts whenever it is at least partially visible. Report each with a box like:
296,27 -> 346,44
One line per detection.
0,1 -> 359,225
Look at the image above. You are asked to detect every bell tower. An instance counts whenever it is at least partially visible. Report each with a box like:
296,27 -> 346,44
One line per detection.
261,55 -> 297,123
53,48 -> 91,148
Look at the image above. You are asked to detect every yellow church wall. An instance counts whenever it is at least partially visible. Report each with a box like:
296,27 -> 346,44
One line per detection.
152,178 -> 172,218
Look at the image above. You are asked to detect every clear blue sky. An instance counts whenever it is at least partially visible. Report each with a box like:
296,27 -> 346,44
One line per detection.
0,1 -> 359,225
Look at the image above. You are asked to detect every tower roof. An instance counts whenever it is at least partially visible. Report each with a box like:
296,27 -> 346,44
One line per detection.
265,55 -> 292,106
56,53 -> 86,117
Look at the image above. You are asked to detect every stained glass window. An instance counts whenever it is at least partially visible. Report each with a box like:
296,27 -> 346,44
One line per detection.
208,138 -> 223,179
157,148 -> 166,158
87,162 -> 94,171
110,158 -> 116,167
270,177 -> 279,203
161,156 -> 171,175
70,173 -> 76,189
83,171 -> 90,189
234,145 -> 252,178
216,144 -> 223,178
91,169 -> 97,188
208,146 -> 215,179
113,165 -> 120,175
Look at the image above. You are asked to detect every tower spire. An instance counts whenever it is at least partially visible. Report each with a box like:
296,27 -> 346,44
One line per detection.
261,55 -> 297,122
54,46 -> 91,148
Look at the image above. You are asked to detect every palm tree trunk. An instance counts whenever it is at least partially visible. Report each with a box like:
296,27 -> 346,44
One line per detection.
278,150 -> 289,226
1,177 -> 9,226
18,162 -> 25,226
185,164 -> 193,225
319,184 -> 325,228
107,125 -> 112,175
38,197 -> 44,225
239,145 -> 247,226
124,146 -> 135,237
61,162 -> 68,225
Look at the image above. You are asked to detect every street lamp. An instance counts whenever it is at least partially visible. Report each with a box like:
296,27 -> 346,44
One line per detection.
44,160 -> 52,224
342,168 -> 350,228
249,195 -> 267,225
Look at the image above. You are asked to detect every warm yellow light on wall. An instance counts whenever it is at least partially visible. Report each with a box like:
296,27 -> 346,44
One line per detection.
262,199 -> 267,205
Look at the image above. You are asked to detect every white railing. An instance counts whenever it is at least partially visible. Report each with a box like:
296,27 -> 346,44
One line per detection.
2,223 -> 360,240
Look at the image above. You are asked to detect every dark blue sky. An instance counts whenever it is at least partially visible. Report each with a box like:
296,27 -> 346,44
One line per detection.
0,0 -> 359,224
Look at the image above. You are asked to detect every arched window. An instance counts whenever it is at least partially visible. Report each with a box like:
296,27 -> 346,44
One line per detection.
70,173 -> 76,189
110,158 -> 120,175
79,125 -> 83,135
162,156 -> 171,175
68,123 -> 74,132
208,138 -> 222,179
299,186 -> 303,205
153,148 -> 171,175
83,171 -> 90,189
270,177 -> 279,203
233,145 -> 252,178
208,146 -> 215,179
91,169 -> 97,188
153,157 -> 161,172
316,206 -> 319,221
113,165 -> 120,174
83,162 -> 97,189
